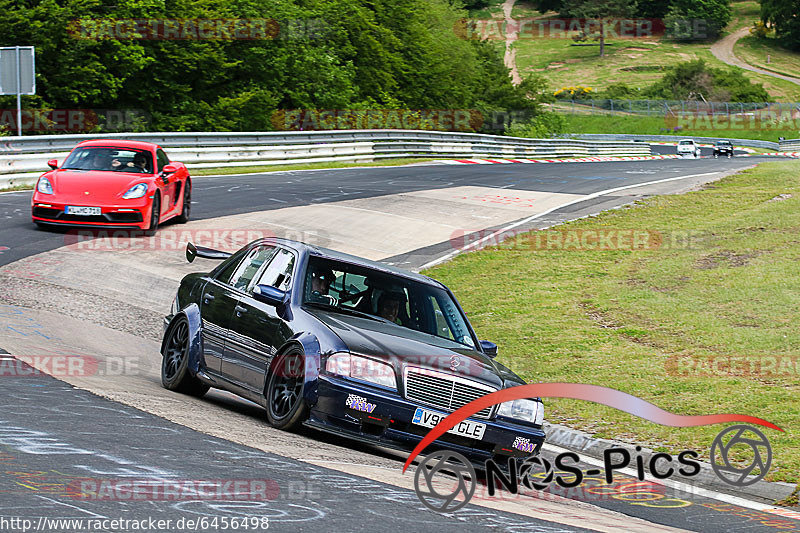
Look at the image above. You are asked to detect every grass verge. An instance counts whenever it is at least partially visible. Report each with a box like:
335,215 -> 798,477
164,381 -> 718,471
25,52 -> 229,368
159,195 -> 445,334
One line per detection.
0,183 -> 35,193
424,160 -> 800,486
560,114 -> 796,143
509,0 -> 800,101
735,35 -> 800,81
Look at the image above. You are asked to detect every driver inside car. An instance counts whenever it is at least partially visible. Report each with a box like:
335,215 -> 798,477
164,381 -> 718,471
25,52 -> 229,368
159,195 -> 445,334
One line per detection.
308,267 -> 335,304
377,290 -> 406,325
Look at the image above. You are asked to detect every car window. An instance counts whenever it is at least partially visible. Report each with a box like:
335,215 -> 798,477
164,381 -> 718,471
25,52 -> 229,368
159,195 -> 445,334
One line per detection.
61,146 -> 153,173
156,149 -> 170,172
229,245 -> 276,291
302,257 -> 476,348
254,248 -> 295,291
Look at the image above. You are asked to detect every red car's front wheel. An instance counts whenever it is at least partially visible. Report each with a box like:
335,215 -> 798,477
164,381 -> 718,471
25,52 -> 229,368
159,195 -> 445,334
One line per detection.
145,194 -> 160,236
176,181 -> 191,224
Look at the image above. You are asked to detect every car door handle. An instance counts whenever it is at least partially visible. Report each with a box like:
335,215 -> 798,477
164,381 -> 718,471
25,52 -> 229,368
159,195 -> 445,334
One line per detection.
235,304 -> 247,316
203,292 -> 215,302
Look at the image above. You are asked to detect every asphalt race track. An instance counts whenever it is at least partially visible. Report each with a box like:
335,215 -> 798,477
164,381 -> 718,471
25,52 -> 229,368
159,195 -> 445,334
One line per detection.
1,155 -> 798,532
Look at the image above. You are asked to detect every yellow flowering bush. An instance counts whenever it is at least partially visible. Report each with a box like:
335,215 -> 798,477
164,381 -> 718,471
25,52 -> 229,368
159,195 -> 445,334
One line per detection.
553,85 -> 594,99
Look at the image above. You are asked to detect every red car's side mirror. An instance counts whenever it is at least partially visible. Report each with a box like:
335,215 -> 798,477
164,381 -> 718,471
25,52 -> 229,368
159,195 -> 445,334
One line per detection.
47,159 -> 58,170
162,163 -> 178,174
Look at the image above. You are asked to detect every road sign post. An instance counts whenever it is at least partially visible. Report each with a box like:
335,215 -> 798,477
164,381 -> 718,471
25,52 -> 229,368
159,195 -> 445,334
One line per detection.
0,46 -> 36,136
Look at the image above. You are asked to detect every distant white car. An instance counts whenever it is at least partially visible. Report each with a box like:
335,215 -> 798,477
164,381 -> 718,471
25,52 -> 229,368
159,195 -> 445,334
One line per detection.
677,139 -> 701,158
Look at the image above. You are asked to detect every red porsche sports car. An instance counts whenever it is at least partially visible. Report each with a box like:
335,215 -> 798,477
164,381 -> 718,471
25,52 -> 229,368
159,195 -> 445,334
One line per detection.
31,140 -> 191,234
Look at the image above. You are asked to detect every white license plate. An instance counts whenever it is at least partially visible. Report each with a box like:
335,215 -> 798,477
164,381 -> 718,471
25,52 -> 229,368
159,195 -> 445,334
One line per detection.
412,407 -> 486,440
65,206 -> 101,216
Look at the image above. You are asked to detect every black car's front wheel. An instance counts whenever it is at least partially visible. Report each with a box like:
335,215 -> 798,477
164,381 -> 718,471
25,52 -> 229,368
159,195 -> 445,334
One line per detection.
161,315 -> 209,397
265,349 -> 308,430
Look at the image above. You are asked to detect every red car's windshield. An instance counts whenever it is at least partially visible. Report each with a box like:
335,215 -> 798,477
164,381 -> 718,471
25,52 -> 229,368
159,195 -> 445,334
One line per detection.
61,146 -> 154,173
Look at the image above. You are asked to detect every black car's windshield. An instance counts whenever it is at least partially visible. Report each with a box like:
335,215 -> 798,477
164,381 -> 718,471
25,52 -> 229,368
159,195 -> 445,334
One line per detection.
61,146 -> 154,173
303,257 -> 476,348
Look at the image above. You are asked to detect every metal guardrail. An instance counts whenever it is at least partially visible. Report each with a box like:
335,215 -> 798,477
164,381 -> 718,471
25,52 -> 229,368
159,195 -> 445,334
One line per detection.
0,130 -> 652,187
1,130 -> 652,153
779,139 -> 800,151
563,133 -> 781,151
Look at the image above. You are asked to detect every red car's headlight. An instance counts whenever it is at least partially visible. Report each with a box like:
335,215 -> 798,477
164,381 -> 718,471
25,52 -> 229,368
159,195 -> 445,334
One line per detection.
122,183 -> 148,199
37,177 -> 53,195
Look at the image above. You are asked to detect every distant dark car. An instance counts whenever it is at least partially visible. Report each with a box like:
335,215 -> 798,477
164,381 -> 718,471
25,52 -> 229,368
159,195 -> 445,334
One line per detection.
160,239 -> 546,463
713,140 -> 734,158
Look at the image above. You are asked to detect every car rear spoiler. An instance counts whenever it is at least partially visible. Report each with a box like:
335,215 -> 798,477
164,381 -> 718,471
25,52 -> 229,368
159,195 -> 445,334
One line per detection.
186,242 -> 232,263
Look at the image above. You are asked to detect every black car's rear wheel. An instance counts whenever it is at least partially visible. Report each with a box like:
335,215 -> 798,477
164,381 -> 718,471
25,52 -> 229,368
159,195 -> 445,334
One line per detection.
161,315 -> 209,397
265,349 -> 308,430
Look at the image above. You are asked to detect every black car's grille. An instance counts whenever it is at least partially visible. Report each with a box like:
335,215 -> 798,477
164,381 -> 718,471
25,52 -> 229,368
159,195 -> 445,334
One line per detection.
404,367 -> 496,419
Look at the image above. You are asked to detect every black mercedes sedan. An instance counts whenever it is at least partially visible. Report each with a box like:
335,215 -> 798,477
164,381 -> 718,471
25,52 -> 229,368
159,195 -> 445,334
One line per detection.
160,238 -> 545,462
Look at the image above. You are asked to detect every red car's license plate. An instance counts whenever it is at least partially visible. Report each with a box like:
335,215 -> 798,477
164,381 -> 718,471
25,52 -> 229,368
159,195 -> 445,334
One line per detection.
65,206 -> 101,216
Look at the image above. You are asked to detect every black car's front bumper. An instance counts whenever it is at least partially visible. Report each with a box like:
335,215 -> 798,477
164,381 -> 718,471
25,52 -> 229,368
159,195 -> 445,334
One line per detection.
307,375 -> 546,464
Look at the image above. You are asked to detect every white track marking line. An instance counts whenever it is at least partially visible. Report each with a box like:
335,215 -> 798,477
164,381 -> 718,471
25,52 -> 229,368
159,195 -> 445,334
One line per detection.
542,442 -> 800,519
418,171 -> 721,271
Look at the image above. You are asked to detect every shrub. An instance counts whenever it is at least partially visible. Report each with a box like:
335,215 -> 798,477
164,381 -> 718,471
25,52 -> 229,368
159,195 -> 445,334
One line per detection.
554,86 -> 594,99
505,112 -> 566,138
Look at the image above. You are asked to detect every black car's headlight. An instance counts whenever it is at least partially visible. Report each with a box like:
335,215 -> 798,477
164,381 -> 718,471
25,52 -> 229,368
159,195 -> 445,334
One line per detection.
170,295 -> 179,316
496,398 -> 544,425
325,353 -> 397,390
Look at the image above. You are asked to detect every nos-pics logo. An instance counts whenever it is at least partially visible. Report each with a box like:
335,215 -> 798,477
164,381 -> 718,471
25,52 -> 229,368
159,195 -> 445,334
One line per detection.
403,384 -> 781,513
413,424 -> 773,512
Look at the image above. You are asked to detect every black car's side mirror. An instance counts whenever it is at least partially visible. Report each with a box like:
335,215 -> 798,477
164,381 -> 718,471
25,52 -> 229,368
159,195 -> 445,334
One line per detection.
253,284 -> 288,306
480,340 -> 498,358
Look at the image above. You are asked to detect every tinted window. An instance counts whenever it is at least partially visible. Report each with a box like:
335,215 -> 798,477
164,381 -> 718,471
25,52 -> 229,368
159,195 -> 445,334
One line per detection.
156,149 -> 170,172
229,246 -> 276,291
62,146 -> 153,173
254,248 -> 295,291
303,257 -> 476,348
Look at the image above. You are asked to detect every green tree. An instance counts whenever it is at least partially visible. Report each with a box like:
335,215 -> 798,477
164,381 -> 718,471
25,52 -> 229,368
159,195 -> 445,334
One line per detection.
664,0 -> 731,41
564,0 -> 637,57
760,0 -> 800,51
0,0 -> 548,133
646,60 -> 770,102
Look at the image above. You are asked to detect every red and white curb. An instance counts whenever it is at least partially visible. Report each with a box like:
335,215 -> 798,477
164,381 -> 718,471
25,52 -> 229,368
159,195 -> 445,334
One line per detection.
439,152 -> 800,165
741,151 -> 800,157
440,155 -> 682,165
